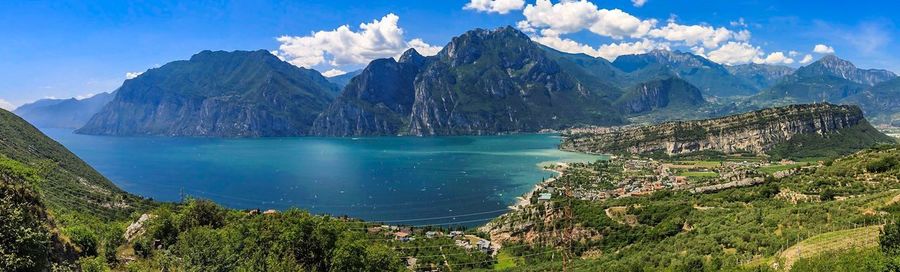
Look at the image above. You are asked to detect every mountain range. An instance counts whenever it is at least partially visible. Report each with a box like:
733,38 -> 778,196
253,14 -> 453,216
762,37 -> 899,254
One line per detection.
13,92 -> 114,129
12,26 -> 900,137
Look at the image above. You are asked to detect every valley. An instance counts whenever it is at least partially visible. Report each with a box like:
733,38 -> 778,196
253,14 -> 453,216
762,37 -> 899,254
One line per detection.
3,8 -> 900,272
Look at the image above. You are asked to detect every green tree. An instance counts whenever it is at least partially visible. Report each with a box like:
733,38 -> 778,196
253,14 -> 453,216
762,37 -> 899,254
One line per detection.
67,226 -> 99,256
0,181 -> 52,271
175,227 -> 234,271
882,218 -> 900,271
180,199 -> 226,230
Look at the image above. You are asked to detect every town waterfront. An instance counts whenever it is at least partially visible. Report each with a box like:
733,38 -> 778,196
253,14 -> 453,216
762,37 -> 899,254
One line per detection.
43,128 -> 601,226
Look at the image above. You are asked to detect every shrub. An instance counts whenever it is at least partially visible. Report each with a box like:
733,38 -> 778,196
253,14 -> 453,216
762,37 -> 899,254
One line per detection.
67,226 -> 99,257
867,156 -> 899,173
180,199 -> 226,230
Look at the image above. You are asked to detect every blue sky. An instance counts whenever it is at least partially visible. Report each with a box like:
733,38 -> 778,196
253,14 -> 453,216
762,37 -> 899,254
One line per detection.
1,0 -> 898,109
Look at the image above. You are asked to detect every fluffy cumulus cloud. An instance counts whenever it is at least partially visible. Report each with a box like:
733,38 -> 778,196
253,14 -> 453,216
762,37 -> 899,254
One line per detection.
648,22 -> 736,49
596,39 -> 667,60
464,0 -> 525,14
532,35 -> 665,61
631,0 -> 647,7
799,54 -> 814,64
510,0 -> 807,65
760,52 -> 794,64
519,0 -> 655,39
125,72 -> 143,79
531,35 -> 602,57
705,42 -> 763,65
0,99 -> 15,111
274,14 -> 441,70
813,44 -> 835,54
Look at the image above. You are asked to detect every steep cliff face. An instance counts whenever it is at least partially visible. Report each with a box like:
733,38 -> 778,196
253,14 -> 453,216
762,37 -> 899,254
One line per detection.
407,27 -> 622,136
561,103 -> 891,156
312,50 -> 428,136
613,78 -> 705,115
77,50 -> 339,137
314,26 -> 624,136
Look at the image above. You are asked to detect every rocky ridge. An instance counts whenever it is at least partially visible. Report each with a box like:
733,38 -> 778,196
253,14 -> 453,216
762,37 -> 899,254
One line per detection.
560,103 -> 888,155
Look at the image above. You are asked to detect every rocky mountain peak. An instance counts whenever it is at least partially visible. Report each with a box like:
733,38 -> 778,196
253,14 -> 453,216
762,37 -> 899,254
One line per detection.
811,54 -> 857,72
438,26 -> 534,67
398,48 -> 426,65
797,54 -> 896,86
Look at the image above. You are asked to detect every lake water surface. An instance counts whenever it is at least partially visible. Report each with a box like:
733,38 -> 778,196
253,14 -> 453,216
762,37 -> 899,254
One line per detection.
43,129 -> 601,226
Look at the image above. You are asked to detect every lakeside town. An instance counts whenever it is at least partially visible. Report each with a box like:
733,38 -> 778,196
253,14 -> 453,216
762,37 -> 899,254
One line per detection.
514,155 -> 812,207
345,152 -> 818,270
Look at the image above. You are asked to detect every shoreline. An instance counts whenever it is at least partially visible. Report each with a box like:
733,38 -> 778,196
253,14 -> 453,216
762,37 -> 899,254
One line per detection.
509,162 -> 567,210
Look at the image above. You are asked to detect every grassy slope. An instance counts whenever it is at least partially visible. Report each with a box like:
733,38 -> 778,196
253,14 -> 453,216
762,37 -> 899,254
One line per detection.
0,109 -> 150,220
777,225 -> 881,270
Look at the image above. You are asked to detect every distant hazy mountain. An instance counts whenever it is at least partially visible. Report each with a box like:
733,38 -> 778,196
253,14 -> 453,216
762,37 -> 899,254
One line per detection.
725,63 -> 794,90
314,26 -> 625,136
840,77 -> 900,125
325,70 -> 362,89
614,78 -> 705,115
541,47 -> 625,93
612,49 -> 758,97
757,55 -> 896,104
13,92 -> 113,129
77,50 -> 340,137
795,55 -> 896,86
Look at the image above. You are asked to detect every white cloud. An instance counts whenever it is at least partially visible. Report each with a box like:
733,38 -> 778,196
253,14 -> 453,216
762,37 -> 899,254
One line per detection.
0,99 -> 15,111
519,0 -> 655,39
275,14 -> 441,70
74,93 -> 96,100
706,42 -> 763,65
597,39 -> 666,61
464,0 -> 525,14
648,22 -> 736,48
125,72 -> 143,79
631,0 -> 647,7
759,52 -> 794,64
532,35 -> 601,57
502,0 -> 806,67
407,38 -> 442,56
321,69 -> 347,77
533,35 -> 666,61
813,44 -> 835,54
799,54 -> 814,64
733,29 -> 751,42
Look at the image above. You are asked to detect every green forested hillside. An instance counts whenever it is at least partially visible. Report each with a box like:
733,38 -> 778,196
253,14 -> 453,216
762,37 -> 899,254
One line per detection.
0,109 -> 150,220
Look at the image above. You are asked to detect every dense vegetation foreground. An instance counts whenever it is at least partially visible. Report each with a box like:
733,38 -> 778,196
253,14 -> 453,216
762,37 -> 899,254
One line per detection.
5,103 -> 900,271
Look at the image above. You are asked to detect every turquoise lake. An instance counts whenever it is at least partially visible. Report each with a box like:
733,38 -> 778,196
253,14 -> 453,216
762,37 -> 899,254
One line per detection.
43,129 -> 601,226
